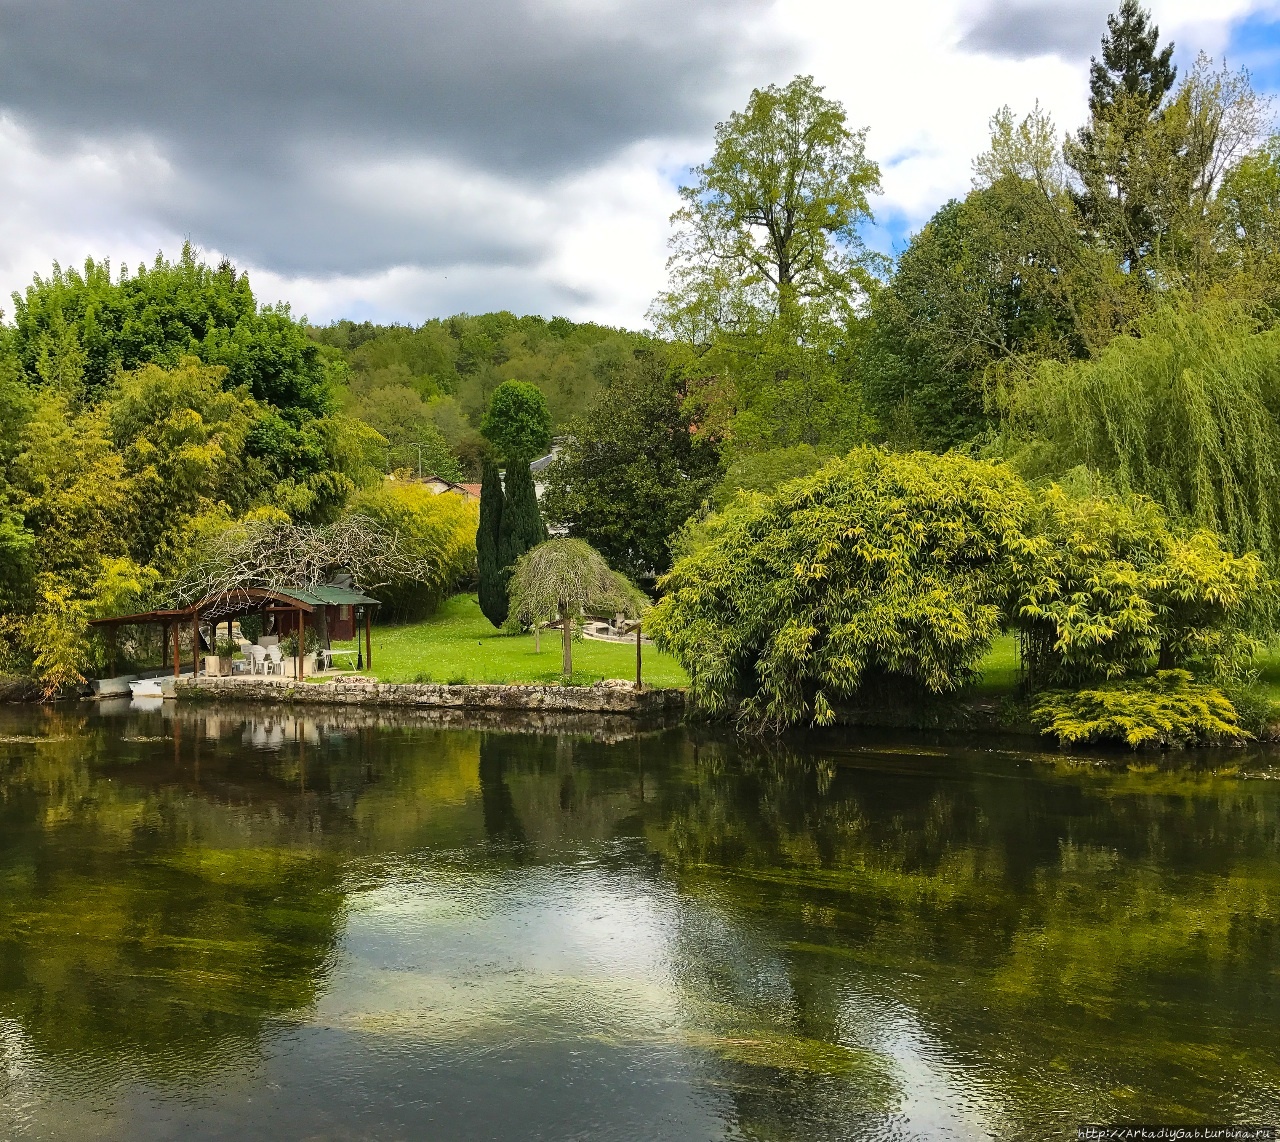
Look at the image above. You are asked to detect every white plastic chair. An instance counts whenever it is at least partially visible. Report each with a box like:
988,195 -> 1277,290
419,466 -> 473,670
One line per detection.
264,646 -> 285,676
246,645 -> 268,675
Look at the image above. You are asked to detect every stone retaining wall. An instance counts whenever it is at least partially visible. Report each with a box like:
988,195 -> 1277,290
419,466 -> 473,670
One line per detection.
177,676 -> 684,717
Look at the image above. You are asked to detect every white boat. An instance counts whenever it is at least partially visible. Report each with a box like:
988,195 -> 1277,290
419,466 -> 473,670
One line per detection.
129,679 -> 164,698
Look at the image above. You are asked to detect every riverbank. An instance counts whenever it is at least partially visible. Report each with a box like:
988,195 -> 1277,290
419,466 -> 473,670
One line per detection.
177,675 -> 685,718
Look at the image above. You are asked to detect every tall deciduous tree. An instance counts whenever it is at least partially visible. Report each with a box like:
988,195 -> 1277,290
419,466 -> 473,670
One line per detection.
653,74 -> 882,330
542,351 -> 721,580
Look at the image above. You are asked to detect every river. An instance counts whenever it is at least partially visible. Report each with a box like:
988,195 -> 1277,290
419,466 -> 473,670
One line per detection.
0,700 -> 1276,1140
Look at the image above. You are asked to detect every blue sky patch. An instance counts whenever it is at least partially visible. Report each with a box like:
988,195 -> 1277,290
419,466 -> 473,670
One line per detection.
1226,12 -> 1280,95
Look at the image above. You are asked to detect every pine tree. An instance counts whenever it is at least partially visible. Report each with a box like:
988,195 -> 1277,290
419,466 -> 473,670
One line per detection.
1066,2 -> 1177,272
477,457 -> 507,627
497,460 -> 548,589
1087,0 -> 1176,118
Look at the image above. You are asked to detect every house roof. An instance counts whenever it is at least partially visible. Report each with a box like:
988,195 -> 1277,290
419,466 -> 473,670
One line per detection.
288,585 -> 381,607
89,584 -> 380,626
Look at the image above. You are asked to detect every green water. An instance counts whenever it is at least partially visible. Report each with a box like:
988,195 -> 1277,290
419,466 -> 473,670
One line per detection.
0,701 -> 1277,1140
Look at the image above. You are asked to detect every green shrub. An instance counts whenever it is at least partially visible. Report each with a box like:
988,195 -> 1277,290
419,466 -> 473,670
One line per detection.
1013,487 -> 1266,688
347,482 -> 478,621
649,447 -> 1035,728
1031,670 -> 1249,748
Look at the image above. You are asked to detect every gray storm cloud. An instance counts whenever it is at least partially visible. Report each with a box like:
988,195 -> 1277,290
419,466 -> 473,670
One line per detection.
0,0 -> 786,277
961,0 -> 1112,60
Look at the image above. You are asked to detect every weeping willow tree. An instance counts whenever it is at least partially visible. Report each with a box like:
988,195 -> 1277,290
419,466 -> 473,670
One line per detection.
505,539 -> 647,677
1005,301 -> 1280,563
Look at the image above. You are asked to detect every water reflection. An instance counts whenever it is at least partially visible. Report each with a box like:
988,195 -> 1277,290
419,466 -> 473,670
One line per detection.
0,703 -> 1277,1140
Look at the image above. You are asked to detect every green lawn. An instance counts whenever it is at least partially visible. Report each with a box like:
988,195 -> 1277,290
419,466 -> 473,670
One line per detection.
1251,643 -> 1280,706
328,594 -> 689,687
974,633 -> 1019,695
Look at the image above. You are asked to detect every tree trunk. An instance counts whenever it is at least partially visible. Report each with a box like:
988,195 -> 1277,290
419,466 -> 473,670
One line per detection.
534,622 -> 540,653
559,599 -> 572,677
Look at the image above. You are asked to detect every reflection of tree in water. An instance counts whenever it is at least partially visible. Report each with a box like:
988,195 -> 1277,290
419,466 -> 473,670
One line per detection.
478,734 -> 529,853
649,734 -> 1280,1133
0,709 -> 353,1082
4,707 -> 1278,1133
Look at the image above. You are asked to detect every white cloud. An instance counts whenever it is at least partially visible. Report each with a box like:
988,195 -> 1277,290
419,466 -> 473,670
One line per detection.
0,1 -> 1273,326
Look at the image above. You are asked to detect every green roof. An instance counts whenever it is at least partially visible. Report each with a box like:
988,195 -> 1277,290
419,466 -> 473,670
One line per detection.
289,586 -> 381,607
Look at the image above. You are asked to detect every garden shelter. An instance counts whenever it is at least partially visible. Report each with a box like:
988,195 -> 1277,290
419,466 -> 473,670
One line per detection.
90,584 -> 380,678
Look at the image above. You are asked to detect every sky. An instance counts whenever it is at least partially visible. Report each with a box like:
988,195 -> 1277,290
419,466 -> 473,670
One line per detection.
0,0 -> 1278,330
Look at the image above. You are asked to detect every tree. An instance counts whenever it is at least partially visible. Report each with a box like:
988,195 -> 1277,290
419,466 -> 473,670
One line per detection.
541,351 -> 722,580
1012,486 -> 1264,689
1004,301 -> 1280,565
653,75 -> 882,327
477,457 -> 507,627
477,380 -> 551,627
166,510 -> 455,621
345,483 -> 478,621
1087,0 -> 1177,115
105,358 -> 263,565
350,383 -> 461,479
650,445 -> 1264,733
496,459 -> 546,598
648,76 -> 882,462
479,379 -> 552,462
12,245 -> 334,415
1067,1 -> 1177,270
505,539 -> 646,676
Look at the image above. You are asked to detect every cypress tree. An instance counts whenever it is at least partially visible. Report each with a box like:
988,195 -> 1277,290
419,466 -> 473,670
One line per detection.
497,459 -> 547,586
477,457 -> 508,627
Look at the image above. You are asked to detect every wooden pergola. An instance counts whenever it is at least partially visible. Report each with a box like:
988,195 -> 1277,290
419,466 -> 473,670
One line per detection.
90,585 -> 380,679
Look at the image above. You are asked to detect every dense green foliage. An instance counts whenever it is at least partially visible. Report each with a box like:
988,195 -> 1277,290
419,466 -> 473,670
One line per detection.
649,449 -> 1034,728
653,446 -> 1263,735
11,245 -> 334,414
542,350 -> 722,580
496,460 -> 547,586
312,313 -> 650,477
1014,484 -> 1266,691
472,383 -> 550,629
1007,303 -> 1280,563
0,251 -> 391,690
345,483 -> 478,622
477,458 -> 507,627
1031,670 -> 1246,747
480,380 -> 552,462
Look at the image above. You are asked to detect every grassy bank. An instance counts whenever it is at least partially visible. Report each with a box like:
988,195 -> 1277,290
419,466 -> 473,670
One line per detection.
331,594 -> 688,687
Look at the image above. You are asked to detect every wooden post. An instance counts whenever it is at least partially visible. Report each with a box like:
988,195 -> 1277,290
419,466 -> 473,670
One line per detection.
365,607 -> 372,671
560,600 -> 572,677
298,609 -> 305,680
635,623 -> 642,692
172,620 -> 180,678
191,614 -> 200,677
